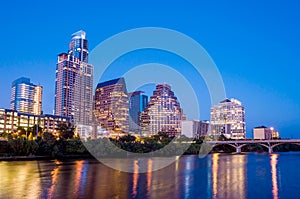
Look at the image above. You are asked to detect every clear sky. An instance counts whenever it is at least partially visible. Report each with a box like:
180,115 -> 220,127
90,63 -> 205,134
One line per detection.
0,0 -> 299,138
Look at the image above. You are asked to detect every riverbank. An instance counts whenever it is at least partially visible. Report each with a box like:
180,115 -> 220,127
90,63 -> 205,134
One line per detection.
1,150 -> 298,162
0,154 -> 94,161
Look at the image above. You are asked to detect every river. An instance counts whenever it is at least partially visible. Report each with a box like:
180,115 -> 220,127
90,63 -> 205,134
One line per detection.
0,152 -> 300,199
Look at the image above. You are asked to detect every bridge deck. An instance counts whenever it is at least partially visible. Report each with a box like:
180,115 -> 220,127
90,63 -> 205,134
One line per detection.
206,139 -> 300,144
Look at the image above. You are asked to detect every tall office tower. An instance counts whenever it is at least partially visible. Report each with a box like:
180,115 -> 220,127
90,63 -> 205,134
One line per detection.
68,30 -> 88,62
54,30 -> 93,126
10,77 -> 42,115
94,78 -> 129,135
210,98 -> 246,139
140,84 -> 183,136
128,91 -> 148,133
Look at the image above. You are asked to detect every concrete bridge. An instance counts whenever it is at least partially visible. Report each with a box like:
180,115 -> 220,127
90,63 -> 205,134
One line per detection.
206,139 -> 300,153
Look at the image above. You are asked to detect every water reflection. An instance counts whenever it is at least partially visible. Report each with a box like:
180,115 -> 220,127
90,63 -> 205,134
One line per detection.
132,160 -> 139,197
0,153 -> 298,199
212,153 -> 219,199
211,153 -> 247,199
147,159 -> 153,196
0,161 -> 42,198
271,154 -> 279,199
47,160 -> 61,198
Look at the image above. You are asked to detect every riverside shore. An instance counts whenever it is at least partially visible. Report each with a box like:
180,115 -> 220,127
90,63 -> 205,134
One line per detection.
0,154 -> 93,161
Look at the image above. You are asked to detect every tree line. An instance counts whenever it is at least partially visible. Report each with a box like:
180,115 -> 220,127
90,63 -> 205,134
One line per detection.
1,127 -> 300,158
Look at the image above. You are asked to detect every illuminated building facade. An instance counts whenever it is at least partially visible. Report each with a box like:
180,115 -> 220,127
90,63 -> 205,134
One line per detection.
54,30 -> 93,126
0,108 -> 69,134
140,84 -> 183,136
253,126 -> 272,140
270,127 -> 280,139
94,78 -> 129,135
10,77 -> 42,115
128,91 -> 148,133
253,126 -> 280,140
210,98 -> 246,139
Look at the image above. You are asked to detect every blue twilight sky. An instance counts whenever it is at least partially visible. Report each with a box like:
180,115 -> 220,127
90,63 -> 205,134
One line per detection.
0,0 -> 299,138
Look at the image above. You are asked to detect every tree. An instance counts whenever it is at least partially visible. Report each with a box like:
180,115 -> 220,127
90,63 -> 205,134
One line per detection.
57,122 -> 75,139
119,134 -> 136,143
37,132 -> 62,157
8,138 -> 39,156
16,127 -> 26,138
28,125 -> 43,138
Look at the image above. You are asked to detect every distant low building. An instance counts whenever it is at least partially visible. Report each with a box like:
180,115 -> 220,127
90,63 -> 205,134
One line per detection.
270,127 -> 280,139
181,120 -> 210,138
253,126 -> 272,140
0,108 -> 69,135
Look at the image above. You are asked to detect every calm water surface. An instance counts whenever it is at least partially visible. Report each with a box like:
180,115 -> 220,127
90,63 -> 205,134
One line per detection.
0,153 -> 300,199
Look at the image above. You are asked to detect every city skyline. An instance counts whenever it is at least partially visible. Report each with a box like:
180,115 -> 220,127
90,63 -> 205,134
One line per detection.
0,1 -> 299,138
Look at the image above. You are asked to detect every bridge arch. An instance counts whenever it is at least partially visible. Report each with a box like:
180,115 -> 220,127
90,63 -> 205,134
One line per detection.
271,142 -> 300,150
211,143 -> 237,151
211,143 -> 272,153
207,140 -> 300,153
238,143 -> 270,150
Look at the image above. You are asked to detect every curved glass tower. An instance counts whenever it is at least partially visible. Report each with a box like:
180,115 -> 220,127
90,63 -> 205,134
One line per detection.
68,30 -> 89,63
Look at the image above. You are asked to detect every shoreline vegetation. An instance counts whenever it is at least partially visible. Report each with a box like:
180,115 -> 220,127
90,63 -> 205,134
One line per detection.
1,132 -> 300,161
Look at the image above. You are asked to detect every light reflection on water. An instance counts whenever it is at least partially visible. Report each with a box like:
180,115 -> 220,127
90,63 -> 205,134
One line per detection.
0,153 -> 299,199
211,153 -> 247,199
271,154 -> 279,199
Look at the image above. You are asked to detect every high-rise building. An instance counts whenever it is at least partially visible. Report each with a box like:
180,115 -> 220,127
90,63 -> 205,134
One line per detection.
128,91 -> 148,133
210,98 -> 246,139
10,77 -> 42,115
140,84 -> 183,136
54,30 -> 93,126
68,30 -> 89,62
94,78 -> 129,135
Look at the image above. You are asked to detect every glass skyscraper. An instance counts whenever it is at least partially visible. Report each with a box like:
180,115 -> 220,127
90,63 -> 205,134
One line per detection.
128,91 -> 148,133
140,84 -> 183,136
68,30 -> 89,63
94,78 -> 129,136
54,30 -> 93,126
10,77 -> 42,115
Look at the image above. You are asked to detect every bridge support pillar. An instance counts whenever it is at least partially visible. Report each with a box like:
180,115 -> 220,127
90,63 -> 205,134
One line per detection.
268,147 -> 273,153
236,147 -> 241,153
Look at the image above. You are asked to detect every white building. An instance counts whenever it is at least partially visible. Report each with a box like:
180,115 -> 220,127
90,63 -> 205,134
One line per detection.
210,98 -> 246,139
181,120 -> 210,138
253,126 -> 280,140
